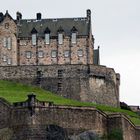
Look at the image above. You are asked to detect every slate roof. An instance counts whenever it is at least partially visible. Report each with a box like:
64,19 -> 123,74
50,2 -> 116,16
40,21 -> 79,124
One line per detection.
17,17 -> 90,38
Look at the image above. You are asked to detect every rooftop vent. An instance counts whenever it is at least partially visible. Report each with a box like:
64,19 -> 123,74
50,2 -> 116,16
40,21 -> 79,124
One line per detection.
37,13 -> 41,20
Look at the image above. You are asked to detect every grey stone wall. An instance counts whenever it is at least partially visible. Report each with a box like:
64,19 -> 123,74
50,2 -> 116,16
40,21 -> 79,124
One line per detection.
0,64 -> 120,107
0,96 -> 140,140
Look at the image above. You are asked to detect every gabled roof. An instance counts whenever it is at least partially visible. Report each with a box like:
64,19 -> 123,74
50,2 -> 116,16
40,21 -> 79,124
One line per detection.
31,27 -> 38,34
17,17 -> 90,38
44,27 -> 51,33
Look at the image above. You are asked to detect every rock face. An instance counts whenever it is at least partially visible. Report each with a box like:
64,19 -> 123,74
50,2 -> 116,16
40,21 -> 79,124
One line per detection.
69,131 -> 99,140
46,125 -> 68,140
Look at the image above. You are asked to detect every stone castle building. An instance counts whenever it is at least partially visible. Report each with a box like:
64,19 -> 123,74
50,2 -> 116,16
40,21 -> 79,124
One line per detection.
0,10 -> 120,107
0,10 -> 94,66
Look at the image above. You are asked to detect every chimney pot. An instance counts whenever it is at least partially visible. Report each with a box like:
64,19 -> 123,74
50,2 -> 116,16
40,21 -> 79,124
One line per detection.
37,13 -> 41,20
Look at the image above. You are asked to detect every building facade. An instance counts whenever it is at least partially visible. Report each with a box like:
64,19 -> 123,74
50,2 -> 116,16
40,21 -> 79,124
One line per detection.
0,10 -> 96,66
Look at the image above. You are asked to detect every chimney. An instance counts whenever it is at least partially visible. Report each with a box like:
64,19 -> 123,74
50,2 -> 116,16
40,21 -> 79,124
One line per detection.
0,12 -> 4,22
37,13 -> 41,20
16,11 -> 22,21
86,9 -> 91,21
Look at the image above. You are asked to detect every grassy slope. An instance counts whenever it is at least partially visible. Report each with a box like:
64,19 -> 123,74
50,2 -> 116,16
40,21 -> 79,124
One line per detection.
0,80 -> 140,125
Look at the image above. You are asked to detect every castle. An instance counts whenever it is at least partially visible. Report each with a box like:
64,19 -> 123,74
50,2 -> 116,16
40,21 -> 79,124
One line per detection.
1,10 -> 140,140
0,9 -> 120,107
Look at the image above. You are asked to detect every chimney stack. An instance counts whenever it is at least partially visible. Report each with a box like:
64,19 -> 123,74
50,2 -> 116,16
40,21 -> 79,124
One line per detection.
37,13 -> 41,20
86,9 -> 91,21
16,11 -> 22,21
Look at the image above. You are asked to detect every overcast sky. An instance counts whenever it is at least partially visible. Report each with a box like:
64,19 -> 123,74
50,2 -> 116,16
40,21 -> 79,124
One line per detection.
1,0 -> 140,106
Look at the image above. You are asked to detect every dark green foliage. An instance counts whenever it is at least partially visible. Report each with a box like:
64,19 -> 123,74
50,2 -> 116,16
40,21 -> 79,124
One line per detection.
120,102 -> 131,111
108,129 -> 123,140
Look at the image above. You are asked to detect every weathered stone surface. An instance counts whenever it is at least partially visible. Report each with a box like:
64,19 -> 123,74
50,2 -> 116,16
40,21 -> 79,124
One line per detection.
69,131 -> 99,140
0,64 -> 120,107
0,96 -> 140,140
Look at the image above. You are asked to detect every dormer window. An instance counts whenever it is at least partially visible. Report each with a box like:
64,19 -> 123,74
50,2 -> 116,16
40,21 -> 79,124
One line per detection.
72,33 -> 76,44
45,34 -> 50,44
58,26 -> 64,45
44,27 -> 51,45
32,34 -> 37,45
31,28 -> 37,46
58,33 -> 63,45
71,26 -> 77,44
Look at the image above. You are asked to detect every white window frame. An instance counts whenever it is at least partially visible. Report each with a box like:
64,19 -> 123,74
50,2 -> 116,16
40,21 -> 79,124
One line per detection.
32,34 -> 37,45
71,33 -> 76,44
51,50 -> 57,58
3,55 -> 7,62
58,33 -> 63,45
64,50 -> 70,58
7,58 -> 12,65
45,33 -> 50,44
7,37 -> 12,50
26,51 -> 32,59
38,51 -> 44,58
77,50 -> 83,57
3,37 -> 7,47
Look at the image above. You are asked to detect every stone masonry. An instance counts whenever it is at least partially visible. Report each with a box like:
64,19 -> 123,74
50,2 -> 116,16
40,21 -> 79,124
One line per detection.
0,94 -> 140,140
0,64 -> 120,107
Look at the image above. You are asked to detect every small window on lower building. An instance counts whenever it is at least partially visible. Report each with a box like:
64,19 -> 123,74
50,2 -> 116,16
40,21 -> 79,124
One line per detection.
3,55 -> 7,62
7,58 -> 12,65
77,49 -> 83,57
58,70 -> 63,78
38,51 -> 44,58
57,83 -> 62,91
5,23 -> 9,29
26,51 -> 32,59
51,50 -> 57,58
64,50 -> 70,57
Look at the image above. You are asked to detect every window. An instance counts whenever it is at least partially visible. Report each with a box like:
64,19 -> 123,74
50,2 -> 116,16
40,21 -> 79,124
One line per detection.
3,37 -> 6,47
3,37 -> 12,49
32,34 -> 37,45
58,70 -> 63,78
38,51 -> 44,58
51,50 -> 57,58
45,33 -> 50,44
58,33 -> 63,44
57,83 -> 62,91
5,23 -> 9,29
7,37 -> 11,49
3,56 -> 7,62
77,50 -> 83,57
64,50 -> 70,57
26,51 -> 32,59
7,58 -> 12,65
71,33 -> 76,44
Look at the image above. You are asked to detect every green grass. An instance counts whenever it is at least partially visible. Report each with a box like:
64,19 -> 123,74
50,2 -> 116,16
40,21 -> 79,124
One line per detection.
0,80 -> 140,125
